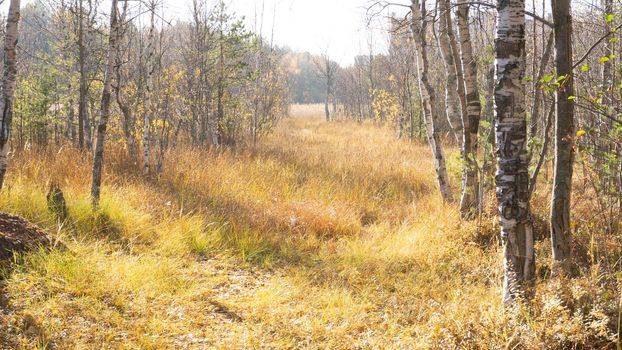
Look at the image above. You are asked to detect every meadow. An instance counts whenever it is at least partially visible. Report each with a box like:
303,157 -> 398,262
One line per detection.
0,106 -> 618,349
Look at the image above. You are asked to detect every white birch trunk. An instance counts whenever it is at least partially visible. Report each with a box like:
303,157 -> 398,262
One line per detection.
412,0 -> 453,204
0,0 -> 21,190
494,0 -> 534,304
437,0 -> 462,145
456,1 -> 482,218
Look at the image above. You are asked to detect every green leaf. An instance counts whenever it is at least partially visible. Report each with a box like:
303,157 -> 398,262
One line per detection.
568,95 -> 576,101
576,129 -> 586,138
556,75 -> 567,82
542,75 -> 554,83
600,56 -> 610,63
606,13 -> 614,23
480,120 -> 491,129
610,37 -> 618,43
581,64 -> 590,72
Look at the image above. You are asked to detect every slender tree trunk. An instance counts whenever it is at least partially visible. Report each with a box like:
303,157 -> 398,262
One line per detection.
66,97 -> 76,142
0,0 -> 20,190
214,3 -> 225,146
600,0 -> 617,222
484,65 -> 496,186
550,0 -> 574,272
437,0 -> 462,144
602,0 -> 613,86
325,91 -> 330,122
412,0 -> 453,204
84,100 -> 92,149
495,0 -> 534,304
90,0 -> 120,208
143,109 -> 151,172
113,22 -> 138,164
530,102 -> 554,196
114,86 -> 138,164
445,0 -> 468,140
456,0 -> 482,218
77,0 -> 88,150
530,31 -> 554,142
143,3 -> 156,174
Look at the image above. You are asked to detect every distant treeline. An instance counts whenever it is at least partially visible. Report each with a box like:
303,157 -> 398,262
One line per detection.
283,51 -> 327,104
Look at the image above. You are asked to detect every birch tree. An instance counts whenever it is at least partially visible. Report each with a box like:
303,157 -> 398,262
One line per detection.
411,0 -> 453,204
142,0 -> 157,174
494,0 -> 534,303
456,0 -> 482,218
0,0 -> 21,190
314,52 -> 338,123
113,22 -> 139,164
436,0 -> 462,144
90,0 -> 121,208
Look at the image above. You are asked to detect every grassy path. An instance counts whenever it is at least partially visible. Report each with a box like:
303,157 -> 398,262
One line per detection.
0,110 -> 517,349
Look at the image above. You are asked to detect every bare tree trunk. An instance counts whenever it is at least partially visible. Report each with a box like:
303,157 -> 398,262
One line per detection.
0,0 -> 20,190
530,102 -> 554,196
529,31 -> 554,142
550,0 -> 574,272
77,0 -> 89,150
325,91 -> 330,122
325,56 -> 331,122
214,1 -> 226,145
66,97 -> 76,142
113,17 -> 138,164
436,0 -> 462,144
143,110 -> 151,172
315,53 -> 336,123
445,1 -> 468,142
412,0 -> 453,204
114,80 -> 138,164
494,0 -> 534,304
143,2 -> 156,174
456,0 -> 482,219
90,0 -> 120,208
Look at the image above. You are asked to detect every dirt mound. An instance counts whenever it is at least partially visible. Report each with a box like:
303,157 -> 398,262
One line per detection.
0,213 -> 59,261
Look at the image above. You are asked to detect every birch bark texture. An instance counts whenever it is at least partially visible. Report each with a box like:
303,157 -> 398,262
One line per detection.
91,0 -> 120,208
494,0 -> 535,304
0,0 -> 21,190
143,1 -> 157,174
437,0 -> 463,145
411,0 -> 453,204
456,0 -> 482,218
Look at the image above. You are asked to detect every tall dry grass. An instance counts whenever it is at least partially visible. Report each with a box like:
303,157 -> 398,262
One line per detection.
0,110 -> 619,349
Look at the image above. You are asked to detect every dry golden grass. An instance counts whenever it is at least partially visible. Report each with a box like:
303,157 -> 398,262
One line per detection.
289,104 -> 325,119
0,110 -> 619,349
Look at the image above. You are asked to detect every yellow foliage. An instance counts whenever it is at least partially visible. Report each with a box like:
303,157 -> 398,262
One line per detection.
371,88 -> 401,126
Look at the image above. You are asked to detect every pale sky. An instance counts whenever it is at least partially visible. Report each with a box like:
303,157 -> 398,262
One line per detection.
6,0 -> 400,66
163,0 -> 398,66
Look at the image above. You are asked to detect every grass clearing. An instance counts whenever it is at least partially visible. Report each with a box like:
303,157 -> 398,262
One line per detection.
0,113 -> 619,349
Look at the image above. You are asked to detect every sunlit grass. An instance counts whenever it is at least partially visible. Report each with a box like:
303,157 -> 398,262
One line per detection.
0,112 -> 619,348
